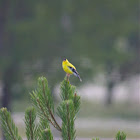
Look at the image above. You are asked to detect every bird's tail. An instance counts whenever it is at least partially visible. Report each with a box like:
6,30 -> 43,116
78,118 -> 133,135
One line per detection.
78,75 -> 82,82
73,71 -> 82,82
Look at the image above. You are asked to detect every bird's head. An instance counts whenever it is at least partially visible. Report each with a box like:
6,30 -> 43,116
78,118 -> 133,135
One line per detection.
63,58 -> 68,63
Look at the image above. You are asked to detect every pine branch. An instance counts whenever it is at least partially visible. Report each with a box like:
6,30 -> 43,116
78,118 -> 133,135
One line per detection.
41,128 -> 53,140
0,76 -> 128,140
66,103 -> 71,140
48,107 -> 62,131
57,100 -> 76,140
0,108 -> 22,140
38,77 -> 54,111
36,98 -> 60,131
57,78 -> 81,140
36,116 -> 54,140
30,77 -> 61,132
60,77 -> 76,101
25,107 -> 39,140
42,79 -> 61,131
73,93 -> 80,114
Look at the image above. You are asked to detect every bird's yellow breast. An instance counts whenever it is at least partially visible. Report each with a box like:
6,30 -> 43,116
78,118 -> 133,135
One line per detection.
62,60 -> 75,74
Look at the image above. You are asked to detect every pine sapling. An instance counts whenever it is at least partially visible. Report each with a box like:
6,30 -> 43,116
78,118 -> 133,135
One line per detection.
0,108 -> 22,140
0,76 -> 127,140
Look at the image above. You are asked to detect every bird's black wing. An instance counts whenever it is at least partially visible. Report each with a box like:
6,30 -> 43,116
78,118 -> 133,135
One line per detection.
68,66 -> 82,82
68,66 -> 77,74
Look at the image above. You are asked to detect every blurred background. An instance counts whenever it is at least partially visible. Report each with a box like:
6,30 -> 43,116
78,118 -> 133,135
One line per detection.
0,0 -> 140,139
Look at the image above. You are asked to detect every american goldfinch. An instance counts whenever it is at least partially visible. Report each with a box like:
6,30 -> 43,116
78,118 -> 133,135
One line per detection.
62,58 -> 82,82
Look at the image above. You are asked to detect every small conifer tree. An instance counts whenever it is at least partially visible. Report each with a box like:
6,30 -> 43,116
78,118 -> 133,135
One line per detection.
0,76 -> 80,140
0,76 -> 127,140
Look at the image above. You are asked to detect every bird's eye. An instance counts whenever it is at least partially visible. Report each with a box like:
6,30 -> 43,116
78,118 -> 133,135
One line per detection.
63,58 -> 66,61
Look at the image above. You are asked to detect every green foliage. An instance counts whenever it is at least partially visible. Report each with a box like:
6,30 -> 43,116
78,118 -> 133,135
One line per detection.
31,76 -> 54,112
25,107 -> 39,140
0,108 -> 22,140
73,93 -> 81,114
60,77 -> 80,114
30,76 -> 80,139
0,77 -> 128,140
92,138 -> 99,140
56,77 -> 80,140
60,77 -> 75,100
30,76 -> 60,132
57,100 -> 76,140
41,128 -> 53,140
116,131 -> 126,140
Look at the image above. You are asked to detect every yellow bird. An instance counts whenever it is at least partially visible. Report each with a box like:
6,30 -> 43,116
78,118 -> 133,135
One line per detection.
62,58 -> 82,82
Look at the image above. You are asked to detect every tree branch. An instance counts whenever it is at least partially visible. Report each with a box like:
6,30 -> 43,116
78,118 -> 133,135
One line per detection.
66,103 -> 71,140
42,81 -> 62,132
36,99 -> 61,132
48,107 -> 62,131
29,111 -> 33,140
3,109 -> 17,140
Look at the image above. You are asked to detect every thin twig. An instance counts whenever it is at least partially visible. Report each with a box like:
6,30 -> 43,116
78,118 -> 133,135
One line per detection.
36,99 -> 61,131
48,107 -> 62,131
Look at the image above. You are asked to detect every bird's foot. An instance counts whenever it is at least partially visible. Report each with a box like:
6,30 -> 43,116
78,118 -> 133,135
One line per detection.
66,73 -> 70,81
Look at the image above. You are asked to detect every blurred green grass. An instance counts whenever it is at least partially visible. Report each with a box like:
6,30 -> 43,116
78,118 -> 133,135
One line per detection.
78,100 -> 140,120
0,99 -> 140,139
0,124 -> 140,139
77,129 -> 140,138
12,99 -> 140,120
